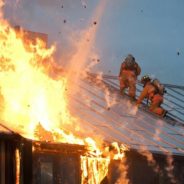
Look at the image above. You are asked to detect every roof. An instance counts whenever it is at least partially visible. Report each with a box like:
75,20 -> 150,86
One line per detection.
0,72 -> 183,156
68,73 -> 184,156
0,123 -> 14,134
0,123 -> 21,140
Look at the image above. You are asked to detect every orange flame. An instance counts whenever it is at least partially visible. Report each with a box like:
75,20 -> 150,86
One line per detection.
0,1 -> 131,183
0,17 -> 81,144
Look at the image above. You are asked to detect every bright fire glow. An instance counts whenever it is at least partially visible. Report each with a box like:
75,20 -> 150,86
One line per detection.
0,18 -> 81,143
0,1 -> 128,182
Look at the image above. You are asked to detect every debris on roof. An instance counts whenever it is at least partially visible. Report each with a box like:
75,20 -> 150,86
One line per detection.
93,21 -> 97,25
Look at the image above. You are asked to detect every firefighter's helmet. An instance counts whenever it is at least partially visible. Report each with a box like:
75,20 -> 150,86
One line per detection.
141,75 -> 151,84
124,54 -> 135,69
127,54 -> 134,59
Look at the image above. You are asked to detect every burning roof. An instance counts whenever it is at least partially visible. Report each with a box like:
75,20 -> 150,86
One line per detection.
0,0 -> 183,168
0,17 -> 126,163
0,21 -> 183,156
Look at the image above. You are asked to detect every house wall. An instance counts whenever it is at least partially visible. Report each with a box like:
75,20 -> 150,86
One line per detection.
21,139 -> 33,184
32,153 -> 81,184
0,136 -> 85,184
0,141 -> 5,184
1,135 -> 184,184
104,150 -> 184,184
0,139 -> 18,184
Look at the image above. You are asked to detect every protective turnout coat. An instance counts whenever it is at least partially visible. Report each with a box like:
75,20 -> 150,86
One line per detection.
136,82 -> 167,117
119,60 -> 141,98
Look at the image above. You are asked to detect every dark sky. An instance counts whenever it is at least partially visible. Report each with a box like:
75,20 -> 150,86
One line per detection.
3,0 -> 184,85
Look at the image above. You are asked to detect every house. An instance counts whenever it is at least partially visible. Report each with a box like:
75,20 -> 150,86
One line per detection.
67,73 -> 184,184
0,72 -> 184,184
0,27 -> 184,183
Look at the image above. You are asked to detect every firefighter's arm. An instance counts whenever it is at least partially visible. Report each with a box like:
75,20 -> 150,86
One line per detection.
135,63 -> 141,76
136,86 -> 148,105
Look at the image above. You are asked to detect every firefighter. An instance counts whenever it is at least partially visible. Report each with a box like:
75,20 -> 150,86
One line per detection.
119,54 -> 141,100
136,75 -> 167,117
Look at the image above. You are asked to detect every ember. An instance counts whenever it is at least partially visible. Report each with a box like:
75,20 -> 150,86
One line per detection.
93,21 -> 97,25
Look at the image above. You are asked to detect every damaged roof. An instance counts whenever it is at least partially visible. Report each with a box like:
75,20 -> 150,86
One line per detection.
68,73 -> 184,156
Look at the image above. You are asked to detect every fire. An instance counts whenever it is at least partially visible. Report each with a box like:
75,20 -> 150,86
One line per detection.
0,19 -> 78,142
0,1 -> 128,183
0,0 -> 124,149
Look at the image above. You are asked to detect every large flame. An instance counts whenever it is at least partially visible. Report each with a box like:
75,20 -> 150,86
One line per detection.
0,1 -> 129,183
0,19 -> 78,142
0,0 -> 111,149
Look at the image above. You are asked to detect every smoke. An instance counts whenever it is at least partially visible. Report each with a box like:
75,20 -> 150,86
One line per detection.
3,0 -> 106,73
139,146 -> 178,184
115,158 -> 130,184
36,0 -> 59,7
165,154 -> 177,184
80,0 -> 87,8
65,0 -> 107,75
0,0 -> 4,19
61,0 -> 108,107
139,146 -> 160,173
